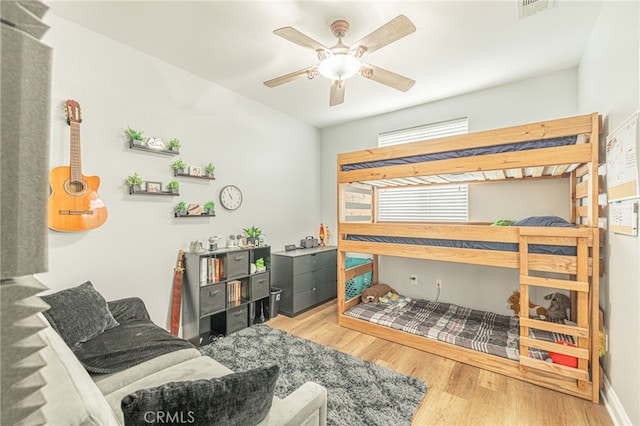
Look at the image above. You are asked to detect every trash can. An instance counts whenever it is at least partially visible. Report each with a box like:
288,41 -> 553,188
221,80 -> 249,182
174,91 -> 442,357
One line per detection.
269,288 -> 282,319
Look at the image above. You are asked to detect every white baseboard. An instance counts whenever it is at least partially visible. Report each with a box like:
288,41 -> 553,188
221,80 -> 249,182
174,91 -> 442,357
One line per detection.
601,374 -> 633,425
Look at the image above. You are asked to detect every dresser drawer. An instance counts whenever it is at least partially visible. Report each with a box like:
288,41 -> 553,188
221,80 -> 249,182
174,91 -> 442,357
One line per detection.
226,250 -> 249,279
251,272 -> 270,300
226,305 -> 248,334
200,284 -> 225,316
292,250 -> 335,275
293,287 -> 322,313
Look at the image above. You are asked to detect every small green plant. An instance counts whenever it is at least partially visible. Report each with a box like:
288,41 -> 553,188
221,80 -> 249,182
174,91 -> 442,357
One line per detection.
167,138 -> 181,150
171,158 -> 187,172
243,226 -> 262,237
255,258 -> 265,270
204,201 -> 215,212
166,180 -> 180,191
125,126 -> 145,141
126,172 -> 144,187
205,162 -> 215,175
174,201 -> 187,214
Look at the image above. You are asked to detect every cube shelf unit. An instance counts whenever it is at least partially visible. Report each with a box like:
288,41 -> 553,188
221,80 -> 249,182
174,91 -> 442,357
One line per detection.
182,246 -> 270,345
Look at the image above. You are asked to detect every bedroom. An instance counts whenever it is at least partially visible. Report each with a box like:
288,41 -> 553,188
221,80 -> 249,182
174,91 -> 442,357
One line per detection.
1,1 -> 638,425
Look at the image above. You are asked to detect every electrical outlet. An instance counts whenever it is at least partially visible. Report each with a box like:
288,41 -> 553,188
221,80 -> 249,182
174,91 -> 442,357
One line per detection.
410,275 -> 418,285
436,279 -> 442,288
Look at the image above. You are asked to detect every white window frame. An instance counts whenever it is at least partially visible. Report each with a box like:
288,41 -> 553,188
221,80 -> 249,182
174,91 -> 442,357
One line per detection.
377,118 -> 469,222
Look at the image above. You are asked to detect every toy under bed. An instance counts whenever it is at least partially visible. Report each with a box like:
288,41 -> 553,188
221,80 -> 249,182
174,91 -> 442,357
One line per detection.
343,297 -> 574,361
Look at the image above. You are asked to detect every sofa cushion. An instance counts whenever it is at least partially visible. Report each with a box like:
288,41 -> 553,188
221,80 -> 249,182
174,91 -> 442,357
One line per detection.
92,348 -> 201,395
121,365 -> 279,426
38,314 -> 120,425
105,355 -> 235,425
41,281 -> 119,349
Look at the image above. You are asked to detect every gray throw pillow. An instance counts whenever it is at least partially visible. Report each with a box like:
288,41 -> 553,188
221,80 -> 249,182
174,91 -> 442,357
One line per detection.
41,281 -> 119,349
512,215 -> 576,227
121,365 -> 279,426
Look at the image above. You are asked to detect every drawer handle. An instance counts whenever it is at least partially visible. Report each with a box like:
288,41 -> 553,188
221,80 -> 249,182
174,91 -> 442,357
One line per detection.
312,287 -> 317,291
208,290 -> 219,296
232,311 -> 244,317
257,279 -> 265,284
234,256 -> 244,261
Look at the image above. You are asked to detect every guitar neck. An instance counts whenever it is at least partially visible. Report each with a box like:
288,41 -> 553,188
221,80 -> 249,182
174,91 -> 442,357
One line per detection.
70,121 -> 82,182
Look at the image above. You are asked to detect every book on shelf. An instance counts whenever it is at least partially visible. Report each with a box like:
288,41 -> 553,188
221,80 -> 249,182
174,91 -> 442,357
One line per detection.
199,257 -> 225,286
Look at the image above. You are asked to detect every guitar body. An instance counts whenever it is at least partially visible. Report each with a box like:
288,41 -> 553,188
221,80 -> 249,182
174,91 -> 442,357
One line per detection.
48,166 -> 108,232
48,100 -> 108,232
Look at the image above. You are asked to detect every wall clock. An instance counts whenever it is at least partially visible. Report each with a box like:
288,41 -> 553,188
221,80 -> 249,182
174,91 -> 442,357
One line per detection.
219,185 -> 243,210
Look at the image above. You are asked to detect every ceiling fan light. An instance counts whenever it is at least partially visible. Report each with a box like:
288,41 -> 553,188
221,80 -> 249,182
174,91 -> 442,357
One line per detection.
318,53 -> 361,81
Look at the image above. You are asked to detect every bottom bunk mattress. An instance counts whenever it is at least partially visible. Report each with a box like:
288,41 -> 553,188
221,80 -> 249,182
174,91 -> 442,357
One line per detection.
343,297 -> 573,361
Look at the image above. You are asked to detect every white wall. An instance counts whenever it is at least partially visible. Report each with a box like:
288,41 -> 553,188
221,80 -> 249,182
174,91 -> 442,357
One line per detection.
320,69 -> 578,314
578,1 -> 640,424
37,15 -> 321,328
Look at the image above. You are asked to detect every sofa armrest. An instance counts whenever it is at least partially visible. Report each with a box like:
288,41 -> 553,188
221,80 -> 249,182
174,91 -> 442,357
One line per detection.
262,382 -> 327,426
107,297 -> 150,324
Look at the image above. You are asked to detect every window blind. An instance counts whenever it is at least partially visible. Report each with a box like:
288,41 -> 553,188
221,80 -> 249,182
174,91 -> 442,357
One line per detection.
378,117 -> 468,147
377,118 -> 469,222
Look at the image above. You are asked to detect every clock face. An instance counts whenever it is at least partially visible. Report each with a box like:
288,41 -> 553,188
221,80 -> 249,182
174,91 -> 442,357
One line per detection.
219,185 -> 243,210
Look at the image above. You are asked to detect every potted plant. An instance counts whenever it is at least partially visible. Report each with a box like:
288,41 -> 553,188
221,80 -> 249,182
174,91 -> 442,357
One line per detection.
255,257 -> 266,272
126,172 -> 145,193
204,200 -> 215,215
174,201 -> 188,217
171,158 -> 187,175
167,138 -> 181,152
125,126 -> 145,146
243,226 -> 262,246
205,162 -> 215,178
166,180 -> 180,194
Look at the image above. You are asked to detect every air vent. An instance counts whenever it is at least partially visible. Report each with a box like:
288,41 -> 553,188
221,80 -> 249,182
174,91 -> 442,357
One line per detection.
518,0 -> 554,19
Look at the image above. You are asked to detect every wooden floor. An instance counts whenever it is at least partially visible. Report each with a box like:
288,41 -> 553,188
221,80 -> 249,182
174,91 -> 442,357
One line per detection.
269,300 -> 612,426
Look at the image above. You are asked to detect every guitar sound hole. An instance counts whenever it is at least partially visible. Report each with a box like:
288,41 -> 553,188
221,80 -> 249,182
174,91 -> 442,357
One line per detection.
65,179 -> 87,195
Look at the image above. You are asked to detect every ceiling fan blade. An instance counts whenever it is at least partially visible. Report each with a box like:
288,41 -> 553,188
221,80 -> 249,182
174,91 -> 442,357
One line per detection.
360,64 -> 415,92
329,80 -> 345,106
352,15 -> 416,56
273,26 -> 329,52
264,65 -> 318,88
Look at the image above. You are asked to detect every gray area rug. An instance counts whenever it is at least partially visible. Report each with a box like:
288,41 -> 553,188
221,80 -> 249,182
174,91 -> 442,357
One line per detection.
198,324 -> 427,426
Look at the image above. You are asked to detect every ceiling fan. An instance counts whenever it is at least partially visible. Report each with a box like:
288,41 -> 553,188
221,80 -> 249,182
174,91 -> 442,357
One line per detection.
263,15 -> 416,106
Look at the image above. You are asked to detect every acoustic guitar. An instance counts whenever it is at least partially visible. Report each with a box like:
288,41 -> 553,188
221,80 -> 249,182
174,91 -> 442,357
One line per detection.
48,100 -> 108,232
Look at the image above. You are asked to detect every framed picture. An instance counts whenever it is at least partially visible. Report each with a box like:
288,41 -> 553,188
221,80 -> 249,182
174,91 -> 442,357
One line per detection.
146,181 -> 162,193
190,166 -> 202,177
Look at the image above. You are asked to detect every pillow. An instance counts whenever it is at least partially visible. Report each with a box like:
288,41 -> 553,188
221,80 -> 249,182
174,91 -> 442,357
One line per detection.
41,281 -> 119,349
512,215 -> 576,228
121,365 -> 279,426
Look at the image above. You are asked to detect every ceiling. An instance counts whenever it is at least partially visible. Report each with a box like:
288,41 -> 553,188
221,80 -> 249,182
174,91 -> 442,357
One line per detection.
48,1 -> 603,129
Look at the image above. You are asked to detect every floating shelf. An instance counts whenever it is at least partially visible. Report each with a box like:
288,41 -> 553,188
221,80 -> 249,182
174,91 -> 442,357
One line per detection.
129,187 -> 179,196
129,139 -> 179,156
174,212 -> 216,218
173,170 -> 216,180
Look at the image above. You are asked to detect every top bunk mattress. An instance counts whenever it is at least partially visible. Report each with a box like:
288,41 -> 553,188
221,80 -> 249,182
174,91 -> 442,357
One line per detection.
341,135 -> 582,171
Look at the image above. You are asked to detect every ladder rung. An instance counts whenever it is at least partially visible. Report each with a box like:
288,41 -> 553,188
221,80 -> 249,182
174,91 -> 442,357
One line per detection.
520,317 -> 589,338
520,357 -> 590,381
520,275 -> 589,292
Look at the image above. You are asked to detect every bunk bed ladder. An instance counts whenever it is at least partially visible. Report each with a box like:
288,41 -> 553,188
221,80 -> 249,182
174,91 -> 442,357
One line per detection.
518,231 -> 591,391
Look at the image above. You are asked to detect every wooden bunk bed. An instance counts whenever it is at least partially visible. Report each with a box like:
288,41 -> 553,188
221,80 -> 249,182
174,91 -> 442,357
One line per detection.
336,113 -> 603,402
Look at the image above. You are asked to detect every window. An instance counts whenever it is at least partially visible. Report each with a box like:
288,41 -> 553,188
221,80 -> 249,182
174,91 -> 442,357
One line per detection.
377,118 -> 469,222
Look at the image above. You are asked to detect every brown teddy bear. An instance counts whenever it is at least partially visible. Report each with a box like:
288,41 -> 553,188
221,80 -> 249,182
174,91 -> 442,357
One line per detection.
507,290 -> 547,318
361,283 -> 398,304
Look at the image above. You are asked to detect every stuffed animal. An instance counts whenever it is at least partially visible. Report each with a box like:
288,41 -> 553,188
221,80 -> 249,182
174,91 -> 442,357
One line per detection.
507,290 -> 547,318
361,283 -> 398,304
544,292 -> 571,320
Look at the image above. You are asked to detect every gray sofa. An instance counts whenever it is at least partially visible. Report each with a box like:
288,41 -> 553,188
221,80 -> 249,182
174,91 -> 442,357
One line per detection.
37,295 -> 327,425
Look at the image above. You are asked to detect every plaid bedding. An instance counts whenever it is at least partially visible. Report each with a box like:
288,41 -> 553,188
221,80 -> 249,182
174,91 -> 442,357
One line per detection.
344,298 -> 574,361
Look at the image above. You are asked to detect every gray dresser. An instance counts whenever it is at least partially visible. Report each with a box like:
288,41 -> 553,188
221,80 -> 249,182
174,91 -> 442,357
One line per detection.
271,246 -> 337,316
